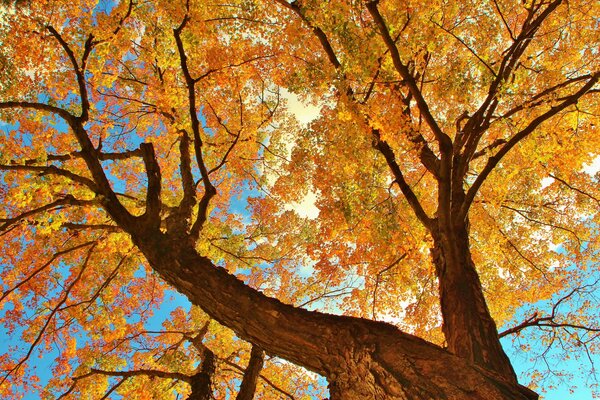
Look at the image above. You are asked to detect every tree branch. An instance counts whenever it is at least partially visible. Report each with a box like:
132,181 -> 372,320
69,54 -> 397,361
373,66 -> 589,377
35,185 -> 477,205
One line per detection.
461,72 -> 599,217
549,173 -> 600,205
459,0 -> 564,165
74,368 -> 190,382
366,1 -> 452,152
372,130 -> 433,228
236,345 -> 265,400
0,244 -> 95,386
0,241 -> 96,303
173,13 -> 217,239
500,280 -> 600,337
0,195 -> 95,232
139,142 -> 162,228
46,25 -> 93,122
272,0 -> 341,69
222,358 -> 295,400
19,148 -> 144,165
0,164 -> 98,192
0,100 -> 76,124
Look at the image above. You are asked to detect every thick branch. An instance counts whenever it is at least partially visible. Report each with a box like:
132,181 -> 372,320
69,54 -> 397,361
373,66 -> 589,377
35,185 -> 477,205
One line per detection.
137,233 -> 537,399
189,349 -> 216,400
236,345 -> 265,400
0,101 -> 76,124
44,25 -> 142,229
139,143 -> 162,227
174,130 -> 196,232
273,0 -> 341,69
174,14 -> 217,238
471,139 -> 507,160
20,148 -> 144,165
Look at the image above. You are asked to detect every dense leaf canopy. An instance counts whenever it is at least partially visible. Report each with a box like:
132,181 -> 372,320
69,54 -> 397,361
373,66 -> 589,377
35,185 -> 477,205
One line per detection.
0,0 -> 598,398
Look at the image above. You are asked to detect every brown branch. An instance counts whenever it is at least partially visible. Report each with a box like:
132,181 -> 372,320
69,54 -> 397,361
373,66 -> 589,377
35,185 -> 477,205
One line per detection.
491,0 -> 515,40
497,74 -> 593,121
189,348 -> 216,400
549,173 -> 600,205
0,101 -> 76,125
59,251 -> 130,314
471,139 -> 508,159
0,195 -> 95,232
372,254 -> 407,320
0,96 -> 134,231
207,96 -> 244,176
501,204 -> 582,246
61,222 -> 120,232
0,164 -> 98,192
46,25 -> 93,122
459,0 -> 564,164
111,0 -> 134,36
182,324 -> 292,399
194,54 -> 275,83
20,148 -> 145,164
221,359 -> 295,400
372,130 -> 433,228
0,241 -> 96,303
273,0 -> 341,69
44,25 -> 136,229
236,345 -> 265,400
461,72 -> 599,217
497,226 -> 549,280
171,130 -> 196,234
366,1 -> 452,152
431,20 -> 496,76
74,368 -> 190,382
174,13 -> 217,239
500,280 -> 600,337
500,318 -> 600,338
139,142 -> 162,228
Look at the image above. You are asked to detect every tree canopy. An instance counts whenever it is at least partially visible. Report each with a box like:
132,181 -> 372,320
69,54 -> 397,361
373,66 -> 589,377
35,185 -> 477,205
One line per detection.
0,0 -> 599,398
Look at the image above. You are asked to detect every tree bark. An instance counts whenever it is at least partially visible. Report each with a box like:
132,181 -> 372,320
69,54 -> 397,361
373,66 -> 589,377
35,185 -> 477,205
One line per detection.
431,219 -> 518,383
236,345 -> 264,400
132,230 -> 537,400
188,347 -> 216,400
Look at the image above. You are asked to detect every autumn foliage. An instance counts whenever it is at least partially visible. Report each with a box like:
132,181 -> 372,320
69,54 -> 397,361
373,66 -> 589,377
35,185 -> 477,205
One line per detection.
0,0 -> 599,398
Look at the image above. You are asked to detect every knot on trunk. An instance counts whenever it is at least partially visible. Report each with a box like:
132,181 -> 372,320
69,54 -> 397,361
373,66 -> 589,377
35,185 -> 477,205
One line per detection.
328,347 -> 408,400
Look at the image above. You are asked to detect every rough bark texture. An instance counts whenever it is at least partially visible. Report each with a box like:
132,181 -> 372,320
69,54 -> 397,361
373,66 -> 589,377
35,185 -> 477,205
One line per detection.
188,348 -> 216,400
236,345 -> 264,400
431,220 -> 518,383
131,230 -> 538,400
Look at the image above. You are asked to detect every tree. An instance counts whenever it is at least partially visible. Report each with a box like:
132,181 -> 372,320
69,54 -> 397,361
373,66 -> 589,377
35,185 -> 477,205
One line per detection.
0,0 -> 598,398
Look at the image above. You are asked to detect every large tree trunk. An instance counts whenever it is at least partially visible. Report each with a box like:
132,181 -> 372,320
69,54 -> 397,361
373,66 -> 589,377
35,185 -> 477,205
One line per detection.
131,230 -> 537,400
431,218 -> 517,383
